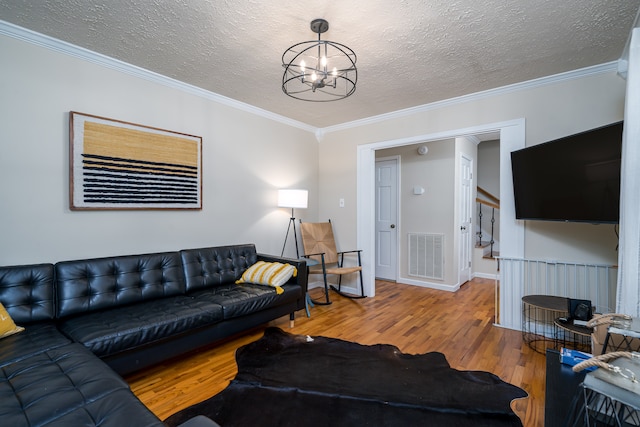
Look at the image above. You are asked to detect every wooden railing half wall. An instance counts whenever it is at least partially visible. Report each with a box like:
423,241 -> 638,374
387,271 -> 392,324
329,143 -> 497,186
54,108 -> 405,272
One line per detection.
497,258 -> 618,332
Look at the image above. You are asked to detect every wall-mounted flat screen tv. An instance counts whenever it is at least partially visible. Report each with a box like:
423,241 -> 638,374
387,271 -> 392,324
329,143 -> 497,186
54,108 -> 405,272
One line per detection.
511,121 -> 623,224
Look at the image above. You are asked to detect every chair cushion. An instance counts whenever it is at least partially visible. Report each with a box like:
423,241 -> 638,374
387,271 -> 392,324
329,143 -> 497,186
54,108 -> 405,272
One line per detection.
57,296 -> 224,357
189,283 -> 301,320
55,252 -> 186,318
308,265 -> 362,276
0,342 -> 163,427
0,263 -> 56,324
180,245 -> 259,293
0,323 -> 71,367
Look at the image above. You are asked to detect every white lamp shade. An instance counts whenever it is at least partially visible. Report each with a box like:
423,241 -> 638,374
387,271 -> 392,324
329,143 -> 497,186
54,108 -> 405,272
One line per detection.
278,189 -> 308,209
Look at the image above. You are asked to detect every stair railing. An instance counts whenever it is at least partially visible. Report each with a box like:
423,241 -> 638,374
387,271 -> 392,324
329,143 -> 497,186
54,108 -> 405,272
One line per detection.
476,186 -> 500,258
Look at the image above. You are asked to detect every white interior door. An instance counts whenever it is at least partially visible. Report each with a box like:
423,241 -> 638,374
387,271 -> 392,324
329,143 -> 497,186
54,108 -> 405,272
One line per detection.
459,154 -> 473,285
375,158 -> 398,280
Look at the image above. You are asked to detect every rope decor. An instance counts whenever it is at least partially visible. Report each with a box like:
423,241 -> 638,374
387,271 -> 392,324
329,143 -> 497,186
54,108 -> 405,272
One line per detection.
573,351 -> 639,384
586,313 -> 633,329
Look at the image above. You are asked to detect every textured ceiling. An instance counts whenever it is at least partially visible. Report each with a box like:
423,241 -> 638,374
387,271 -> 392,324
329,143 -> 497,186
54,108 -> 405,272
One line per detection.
1,0 -> 638,128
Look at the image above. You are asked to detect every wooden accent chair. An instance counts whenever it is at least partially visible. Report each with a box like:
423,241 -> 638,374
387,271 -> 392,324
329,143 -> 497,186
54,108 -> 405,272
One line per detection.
299,220 -> 366,305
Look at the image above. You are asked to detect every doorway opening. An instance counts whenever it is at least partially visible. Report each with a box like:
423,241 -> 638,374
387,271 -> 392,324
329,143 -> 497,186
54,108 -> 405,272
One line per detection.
358,119 -> 526,298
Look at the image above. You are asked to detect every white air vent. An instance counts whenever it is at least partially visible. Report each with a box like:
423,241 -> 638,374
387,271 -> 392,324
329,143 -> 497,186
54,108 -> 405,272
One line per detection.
408,233 -> 444,280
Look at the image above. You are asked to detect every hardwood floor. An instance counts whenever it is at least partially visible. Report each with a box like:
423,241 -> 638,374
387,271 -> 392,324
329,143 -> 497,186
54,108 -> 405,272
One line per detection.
125,278 -> 546,426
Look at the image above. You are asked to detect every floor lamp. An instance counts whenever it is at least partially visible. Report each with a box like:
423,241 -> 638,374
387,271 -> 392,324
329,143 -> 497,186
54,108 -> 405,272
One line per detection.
278,189 -> 308,258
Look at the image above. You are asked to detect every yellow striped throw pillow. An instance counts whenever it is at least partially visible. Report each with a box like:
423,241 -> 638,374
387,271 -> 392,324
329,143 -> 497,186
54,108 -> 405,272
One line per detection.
0,302 -> 25,339
236,261 -> 297,294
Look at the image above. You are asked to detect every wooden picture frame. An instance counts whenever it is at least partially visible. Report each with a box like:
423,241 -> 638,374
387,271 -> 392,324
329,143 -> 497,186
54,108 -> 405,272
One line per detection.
69,112 -> 202,210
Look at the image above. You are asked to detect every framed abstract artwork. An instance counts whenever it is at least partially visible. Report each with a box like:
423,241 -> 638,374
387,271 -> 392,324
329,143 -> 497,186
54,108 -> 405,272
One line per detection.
69,112 -> 202,210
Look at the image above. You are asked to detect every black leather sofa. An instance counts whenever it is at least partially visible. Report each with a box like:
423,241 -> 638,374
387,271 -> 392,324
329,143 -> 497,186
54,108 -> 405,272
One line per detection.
0,244 -> 307,427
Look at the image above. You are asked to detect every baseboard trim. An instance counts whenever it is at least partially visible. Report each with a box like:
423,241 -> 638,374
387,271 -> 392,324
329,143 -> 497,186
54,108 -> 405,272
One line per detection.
473,272 -> 499,280
396,277 -> 460,292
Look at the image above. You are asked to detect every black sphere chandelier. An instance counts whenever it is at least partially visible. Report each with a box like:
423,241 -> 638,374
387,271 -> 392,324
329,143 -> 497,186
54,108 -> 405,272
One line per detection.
282,19 -> 357,101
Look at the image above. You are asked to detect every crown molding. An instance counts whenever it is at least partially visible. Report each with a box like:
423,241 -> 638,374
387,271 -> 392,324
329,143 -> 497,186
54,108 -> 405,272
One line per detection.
321,61 -> 620,135
0,20 -> 316,134
0,19 -> 621,140
618,7 -> 640,80
463,135 -> 482,145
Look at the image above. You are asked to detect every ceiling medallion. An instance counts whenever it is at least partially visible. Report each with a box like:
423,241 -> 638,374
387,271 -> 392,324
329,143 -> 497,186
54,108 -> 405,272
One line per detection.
282,19 -> 357,101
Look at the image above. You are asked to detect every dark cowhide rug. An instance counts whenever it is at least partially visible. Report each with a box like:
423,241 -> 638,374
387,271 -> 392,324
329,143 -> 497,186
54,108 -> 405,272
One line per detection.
164,327 -> 527,427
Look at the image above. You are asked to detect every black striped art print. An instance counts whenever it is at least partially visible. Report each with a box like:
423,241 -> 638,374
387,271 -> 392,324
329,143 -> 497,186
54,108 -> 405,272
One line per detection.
70,112 -> 202,210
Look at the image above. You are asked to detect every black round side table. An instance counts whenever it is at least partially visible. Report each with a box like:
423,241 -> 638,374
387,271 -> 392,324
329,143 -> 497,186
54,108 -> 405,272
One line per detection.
554,318 -> 592,353
522,295 -> 569,354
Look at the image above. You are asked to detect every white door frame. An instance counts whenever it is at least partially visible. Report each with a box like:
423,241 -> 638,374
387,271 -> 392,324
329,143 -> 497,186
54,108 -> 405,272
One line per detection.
357,119 -> 525,297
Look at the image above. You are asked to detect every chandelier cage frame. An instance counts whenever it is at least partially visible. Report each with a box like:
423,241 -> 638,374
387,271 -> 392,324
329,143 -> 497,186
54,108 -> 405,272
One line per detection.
282,19 -> 357,101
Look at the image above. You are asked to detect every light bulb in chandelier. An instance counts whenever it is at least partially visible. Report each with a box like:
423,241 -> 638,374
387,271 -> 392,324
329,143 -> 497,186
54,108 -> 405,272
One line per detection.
300,60 -> 306,82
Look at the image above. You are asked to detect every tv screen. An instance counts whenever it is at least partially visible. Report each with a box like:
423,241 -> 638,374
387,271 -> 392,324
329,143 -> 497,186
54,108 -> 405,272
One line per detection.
510,121 -> 623,224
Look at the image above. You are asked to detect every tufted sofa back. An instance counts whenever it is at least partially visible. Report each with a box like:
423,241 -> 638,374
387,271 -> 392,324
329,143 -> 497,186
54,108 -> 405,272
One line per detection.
180,244 -> 258,293
0,264 -> 56,324
55,252 -> 185,318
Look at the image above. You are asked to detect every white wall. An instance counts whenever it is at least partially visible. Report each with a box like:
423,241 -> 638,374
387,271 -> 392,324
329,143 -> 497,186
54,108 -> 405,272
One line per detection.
317,69 -> 625,293
477,140 -> 500,196
377,140 -> 457,285
0,34 -> 319,265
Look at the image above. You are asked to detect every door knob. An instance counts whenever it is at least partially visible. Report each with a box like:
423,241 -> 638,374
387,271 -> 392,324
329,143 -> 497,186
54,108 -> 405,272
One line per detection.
390,224 -> 396,229
460,226 -> 466,230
